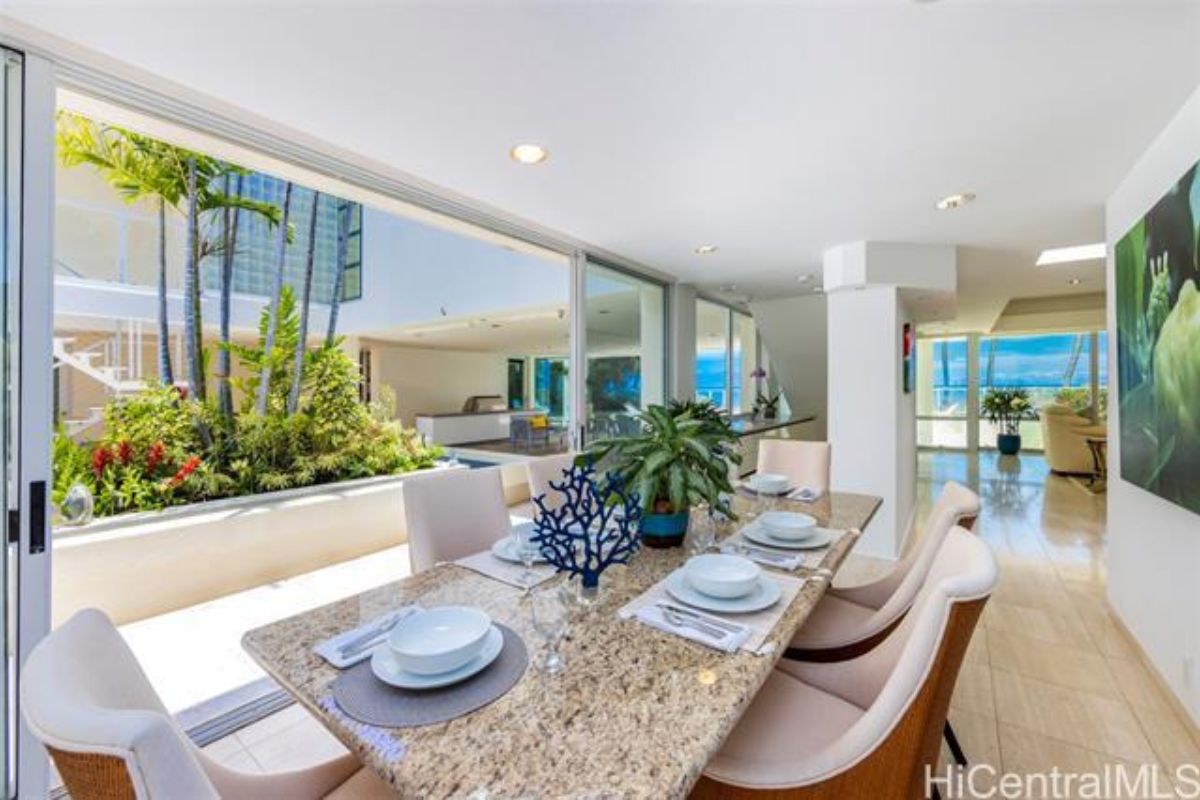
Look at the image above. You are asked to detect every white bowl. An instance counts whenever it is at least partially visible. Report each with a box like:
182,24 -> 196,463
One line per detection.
684,554 -> 762,599
759,511 -> 817,541
751,473 -> 789,494
387,606 -> 492,676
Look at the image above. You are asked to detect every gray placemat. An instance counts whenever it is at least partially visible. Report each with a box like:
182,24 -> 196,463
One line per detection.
330,624 -> 528,728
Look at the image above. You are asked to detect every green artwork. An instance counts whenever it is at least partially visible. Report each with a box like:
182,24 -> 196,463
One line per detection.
1115,161 -> 1200,515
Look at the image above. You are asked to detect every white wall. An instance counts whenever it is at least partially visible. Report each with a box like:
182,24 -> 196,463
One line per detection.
749,294 -> 827,438
1105,84 -> 1200,726
825,285 -> 915,558
369,342 -> 509,425
670,283 -> 698,401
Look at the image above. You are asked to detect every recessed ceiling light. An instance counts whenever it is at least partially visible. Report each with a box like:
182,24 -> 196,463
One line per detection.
509,143 -> 548,165
1036,243 -> 1106,266
797,274 -> 813,283
935,192 -> 976,211
1067,277 -> 1082,286
694,244 -> 719,255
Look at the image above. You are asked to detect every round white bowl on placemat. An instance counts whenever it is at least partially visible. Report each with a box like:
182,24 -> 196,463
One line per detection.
684,554 -> 761,599
746,473 -> 790,495
665,569 -> 781,614
372,625 -> 504,690
743,524 -> 835,551
387,606 -> 492,676
758,511 -> 817,541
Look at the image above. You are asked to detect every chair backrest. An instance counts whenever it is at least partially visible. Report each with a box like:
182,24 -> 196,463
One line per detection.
780,527 -> 997,795
526,453 -> 576,515
848,480 -> 981,615
403,466 -> 512,573
756,440 -> 831,493
21,609 -> 219,799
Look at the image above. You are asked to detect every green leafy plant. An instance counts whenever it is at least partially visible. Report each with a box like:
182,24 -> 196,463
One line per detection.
584,403 -> 741,518
753,392 -> 781,418
981,388 -> 1037,436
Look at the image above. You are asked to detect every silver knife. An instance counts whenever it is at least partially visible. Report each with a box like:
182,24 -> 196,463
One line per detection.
660,603 -> 745,634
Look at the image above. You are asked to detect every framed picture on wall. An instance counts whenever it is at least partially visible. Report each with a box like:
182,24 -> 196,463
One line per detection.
903,323 -> 916,394
1115,160 -> 1200,517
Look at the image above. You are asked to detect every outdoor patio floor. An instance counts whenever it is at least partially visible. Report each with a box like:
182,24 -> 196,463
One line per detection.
119,543 -> 414,714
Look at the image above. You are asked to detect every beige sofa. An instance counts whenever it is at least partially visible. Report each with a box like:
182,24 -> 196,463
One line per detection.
1040,403 -> 1107,475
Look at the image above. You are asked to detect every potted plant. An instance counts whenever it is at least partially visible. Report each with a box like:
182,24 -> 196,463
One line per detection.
584,401 -> 741,548
753,392 -> 781,421
981,387 -> 1037,455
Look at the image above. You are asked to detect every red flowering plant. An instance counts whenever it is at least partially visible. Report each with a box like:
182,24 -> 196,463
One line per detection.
54,384 -> 217,517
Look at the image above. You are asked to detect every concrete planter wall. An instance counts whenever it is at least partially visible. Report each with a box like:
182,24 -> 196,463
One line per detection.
53,461 -> 532,627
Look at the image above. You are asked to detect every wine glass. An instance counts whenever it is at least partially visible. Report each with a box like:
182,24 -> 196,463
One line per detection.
530,587 -> 569,674
689,511 -> 717,555
512,524 -> 537,591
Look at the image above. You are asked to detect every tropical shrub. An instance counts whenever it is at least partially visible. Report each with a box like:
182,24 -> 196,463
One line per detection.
53,337 -> 441,521
584,403 -> 741,518
980,387 -> 1037,436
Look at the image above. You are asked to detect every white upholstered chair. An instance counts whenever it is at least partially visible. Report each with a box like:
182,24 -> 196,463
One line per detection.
525,453 -> 577,516
1040,403 -> 1106,475
786,481 -> 981,660
756,440 -> 831,495
403,466 -> 512,574
21,609 -> 392,800
695,526 -> 997,799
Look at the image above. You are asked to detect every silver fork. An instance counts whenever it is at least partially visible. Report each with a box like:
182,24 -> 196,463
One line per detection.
337,613 -> 401,658
661,607 -> 727,639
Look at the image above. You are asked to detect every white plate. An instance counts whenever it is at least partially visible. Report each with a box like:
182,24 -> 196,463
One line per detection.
664,569 -> 782,614
741,477 -> 792,496
743,523 -> 836,551
371,626 -> 504,690
491,535 -> 548,564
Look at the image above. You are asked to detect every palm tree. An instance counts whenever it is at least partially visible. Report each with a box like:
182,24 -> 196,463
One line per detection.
257,181 -> 294,415
58,113 -> 284,396
216,173 -> 243,418
57,113 -> 181,384
326,200 -> 350,347
183,157 -> 205,399
288,190 -> 321,414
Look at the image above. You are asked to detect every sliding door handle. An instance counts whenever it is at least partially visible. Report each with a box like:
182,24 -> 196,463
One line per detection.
29,480 -> 45,554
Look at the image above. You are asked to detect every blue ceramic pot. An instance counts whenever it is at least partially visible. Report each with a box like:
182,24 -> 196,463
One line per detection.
997,433 -> 1022,455
639,510 -> 690,549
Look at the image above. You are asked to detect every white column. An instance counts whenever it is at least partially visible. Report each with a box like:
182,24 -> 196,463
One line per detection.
824,241 -> 956,559
826,285 -> 913,558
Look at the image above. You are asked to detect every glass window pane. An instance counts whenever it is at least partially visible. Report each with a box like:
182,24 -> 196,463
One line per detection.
732,311 -> 757,414
695,299 -> 730,408
585,262 -> 666,437
977,331 -> 1099,450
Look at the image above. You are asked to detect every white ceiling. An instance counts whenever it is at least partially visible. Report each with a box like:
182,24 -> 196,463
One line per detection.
6,1 -> 1200,333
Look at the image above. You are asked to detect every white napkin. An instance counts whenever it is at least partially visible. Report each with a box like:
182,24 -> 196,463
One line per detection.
718,541 -> 805,571
619,571 -> 806,655
454,548 -> 558,589
788,486 -> 825,502
314,606 -> 422,668
633,604 -> 751,653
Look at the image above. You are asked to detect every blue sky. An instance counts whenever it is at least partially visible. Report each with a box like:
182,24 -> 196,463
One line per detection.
931,333 -> 1108,388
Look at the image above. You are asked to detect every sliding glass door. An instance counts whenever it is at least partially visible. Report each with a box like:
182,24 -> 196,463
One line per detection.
582,261 -> 666,439
0,47 -> 16,796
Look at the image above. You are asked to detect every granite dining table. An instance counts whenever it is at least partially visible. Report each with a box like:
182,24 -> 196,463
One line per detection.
242,491 -> 882,800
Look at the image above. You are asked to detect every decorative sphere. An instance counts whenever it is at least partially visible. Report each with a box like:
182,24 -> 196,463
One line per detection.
60,483 -> 94,526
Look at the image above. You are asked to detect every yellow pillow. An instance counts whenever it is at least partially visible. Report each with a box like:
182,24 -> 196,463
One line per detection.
530,415 -> 549,429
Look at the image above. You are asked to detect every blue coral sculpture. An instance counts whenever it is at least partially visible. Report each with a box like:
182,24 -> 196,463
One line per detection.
531,461 -> 643,590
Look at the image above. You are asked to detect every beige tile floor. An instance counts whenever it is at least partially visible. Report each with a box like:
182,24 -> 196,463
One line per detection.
201,452 -> 1200,797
